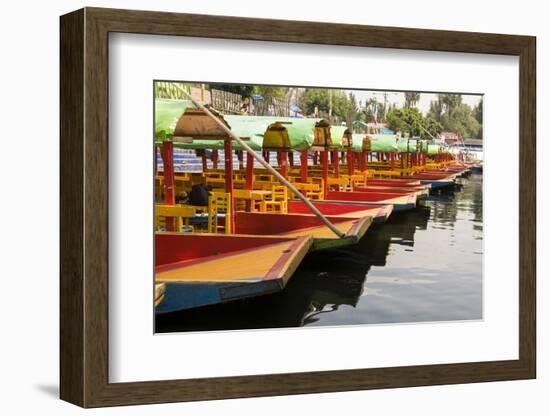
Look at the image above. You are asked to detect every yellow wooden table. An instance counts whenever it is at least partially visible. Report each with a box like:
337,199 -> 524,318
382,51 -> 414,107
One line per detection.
233,189 -> 272,211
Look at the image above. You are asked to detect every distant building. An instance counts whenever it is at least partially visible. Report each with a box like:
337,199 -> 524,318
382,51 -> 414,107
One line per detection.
463,139 -> 483,147
440,131 -> 465,146
353,121 -> 394,134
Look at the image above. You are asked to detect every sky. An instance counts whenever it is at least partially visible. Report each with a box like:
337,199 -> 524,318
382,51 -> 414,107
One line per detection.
348,90 -> 482,115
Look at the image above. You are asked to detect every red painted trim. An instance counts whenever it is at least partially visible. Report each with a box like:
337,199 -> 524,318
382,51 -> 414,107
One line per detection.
332,149 -> 339,178
156,241 -> 292,274
237,150 -> 244,170
245,151 -> 254,211
234,212 -> 351,235
321,150 -> 329,196
347,150 -> 354,175
264,237 -> 310,281
327,190 -> 408,203
224,139 -> 235,233
155,233 -> 298,266
344,216 -> 367,238
300,149 -> 308,183
287,200 -> 381,216
212,149 -> 219,169
279,151 -> 288,178
161,141 -> 175,231
352,186 -> 416,195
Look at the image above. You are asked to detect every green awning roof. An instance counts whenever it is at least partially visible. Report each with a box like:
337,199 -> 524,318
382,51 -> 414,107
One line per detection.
155,99 -> 195,140
397,138 -> 425,153
367,134 -> 398,152
351,134 -> 366,152
427,144 -> 442,155
263,118 -> 318,150
156,107 -> 325,151
330,126 -> 349,150
155,115 -> 269,151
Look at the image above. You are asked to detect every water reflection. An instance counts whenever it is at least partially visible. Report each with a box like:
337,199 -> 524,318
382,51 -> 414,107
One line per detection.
156,173 -> 483,333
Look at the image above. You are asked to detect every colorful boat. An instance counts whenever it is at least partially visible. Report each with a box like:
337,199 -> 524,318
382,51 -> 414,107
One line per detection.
352,185 -> 429,197
324,190 -> 417,212
287,200 -> 393,225
155,233 -> 312,313
233,212 -> 373,251
405,172 -> 457,189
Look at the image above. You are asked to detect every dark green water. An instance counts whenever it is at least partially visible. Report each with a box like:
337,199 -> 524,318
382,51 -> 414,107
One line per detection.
156,173 -> 483,332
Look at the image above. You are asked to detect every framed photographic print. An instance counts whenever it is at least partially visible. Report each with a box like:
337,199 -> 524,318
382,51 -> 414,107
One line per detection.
60,7 -> 536,408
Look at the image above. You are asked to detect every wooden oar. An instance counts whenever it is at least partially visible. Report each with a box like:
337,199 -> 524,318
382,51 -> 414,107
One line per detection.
178,88 -> 346,238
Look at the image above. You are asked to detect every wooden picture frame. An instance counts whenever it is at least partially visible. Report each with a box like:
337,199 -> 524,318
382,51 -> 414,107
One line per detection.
60,7 -> 536,408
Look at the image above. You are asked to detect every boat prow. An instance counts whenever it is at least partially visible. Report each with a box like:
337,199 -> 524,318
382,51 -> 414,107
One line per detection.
287,200 -> 393,225
325,190 -> 417,212
155,233 -> 312,313
234,211 -> 373,251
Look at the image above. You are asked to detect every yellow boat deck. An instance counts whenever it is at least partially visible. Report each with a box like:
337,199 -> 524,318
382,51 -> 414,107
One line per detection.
156,239 -> 307,284
280,218 -> 364,240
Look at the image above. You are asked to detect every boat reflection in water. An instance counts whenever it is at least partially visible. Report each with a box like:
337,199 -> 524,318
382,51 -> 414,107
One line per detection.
156,174 -> 483,333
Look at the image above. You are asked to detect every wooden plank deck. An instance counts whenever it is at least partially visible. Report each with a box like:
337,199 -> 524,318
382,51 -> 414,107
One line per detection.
156,239 -> 302,283
155,234 -> 313,313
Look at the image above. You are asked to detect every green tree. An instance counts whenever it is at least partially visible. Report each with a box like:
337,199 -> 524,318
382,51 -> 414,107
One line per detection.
386,107 -> 424,137
473,100 -> 483,139
362,97 -> 379,123
428,94 -> 482,138
342,92 -> 360,127
404,92 -> 421,108
421,117 -> 444,139
252,86 -> 288,101
300,88 -> 355,120
428,99 -> 443,121
439,94 -> 463,116
208,83 -> 254,97
440,103 -> 480,138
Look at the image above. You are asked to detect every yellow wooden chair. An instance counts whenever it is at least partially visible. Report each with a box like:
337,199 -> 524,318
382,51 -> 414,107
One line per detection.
327,176 -> 341,191
260,186 -> 288,214
338,175 -> 350,191
208,192 -> 232,234
233,189 -> 253,212
155,204 -> 196,232
350,174 -> 367,188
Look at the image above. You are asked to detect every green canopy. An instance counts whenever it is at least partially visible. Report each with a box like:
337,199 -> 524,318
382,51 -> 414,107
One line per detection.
350,134 -> 367,152
154,99 -> 195,140
418,140 -> 429,152
397,138 -> 423,153
427,144 -> 442,155
263,118 -> 318,150
330,126 -> 349,150
155,107 -> 323,151
155,115 -> 269,151
367,134 -> 398,152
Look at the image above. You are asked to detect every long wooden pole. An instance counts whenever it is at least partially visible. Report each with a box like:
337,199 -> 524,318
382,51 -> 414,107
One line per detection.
179,93 -> 345,238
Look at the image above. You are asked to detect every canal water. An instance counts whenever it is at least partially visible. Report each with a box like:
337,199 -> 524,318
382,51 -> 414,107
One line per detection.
156,173 -> 483,333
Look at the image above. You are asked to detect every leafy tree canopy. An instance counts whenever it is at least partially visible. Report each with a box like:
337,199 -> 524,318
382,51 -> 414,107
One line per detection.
300,89 -> 358,123
252,86 -> 289,101
427,94 -> 482,138
208,83 -> 254,97
404,92 -> 421,108
386,107 -> 423,137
